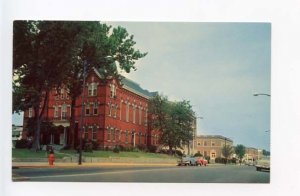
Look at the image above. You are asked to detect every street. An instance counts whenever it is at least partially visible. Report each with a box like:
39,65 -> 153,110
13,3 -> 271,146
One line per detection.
12,164 -> 270,183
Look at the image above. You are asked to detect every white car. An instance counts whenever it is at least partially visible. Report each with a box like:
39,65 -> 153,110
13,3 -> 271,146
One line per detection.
255,156 -> 270,171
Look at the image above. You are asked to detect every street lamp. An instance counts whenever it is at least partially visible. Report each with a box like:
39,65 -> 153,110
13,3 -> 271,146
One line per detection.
79,60 -> 87,165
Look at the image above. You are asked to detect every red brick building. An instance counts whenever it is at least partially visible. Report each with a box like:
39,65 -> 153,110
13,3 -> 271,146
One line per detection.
23,68 -> 160,149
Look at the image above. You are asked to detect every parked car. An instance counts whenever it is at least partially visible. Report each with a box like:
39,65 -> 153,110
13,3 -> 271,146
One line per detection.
255,156 -> 270,171
177,155 -> 198,166
196,157 -> 208,166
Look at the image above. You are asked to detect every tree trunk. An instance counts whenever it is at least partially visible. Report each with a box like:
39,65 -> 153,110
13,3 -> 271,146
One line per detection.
32,106 -> 41,151
69,97 -> 76,149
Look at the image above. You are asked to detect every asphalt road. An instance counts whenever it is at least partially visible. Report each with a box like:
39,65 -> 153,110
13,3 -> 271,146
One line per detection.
12,165 -> 270,183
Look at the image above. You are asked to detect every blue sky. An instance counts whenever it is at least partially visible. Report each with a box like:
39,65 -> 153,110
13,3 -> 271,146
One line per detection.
13,22 -> 271,151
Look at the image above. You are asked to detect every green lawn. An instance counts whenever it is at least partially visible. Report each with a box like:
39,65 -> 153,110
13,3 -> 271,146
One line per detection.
12,149 -> 66,159
13,149 -> 178,159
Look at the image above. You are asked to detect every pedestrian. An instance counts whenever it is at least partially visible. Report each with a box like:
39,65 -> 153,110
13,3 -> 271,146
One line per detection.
48,149 -> 55,166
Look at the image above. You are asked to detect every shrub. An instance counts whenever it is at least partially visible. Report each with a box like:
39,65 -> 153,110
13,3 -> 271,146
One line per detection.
91,140 -> 99,150
84,142 -> 93,152
113,146 -> 120,153
194,151 -> 203,157
118,145 -> 125,151
15,139 -> 32,149
137,144 -> 147,151
205,156 -> 210,163
147,145 -> 157,153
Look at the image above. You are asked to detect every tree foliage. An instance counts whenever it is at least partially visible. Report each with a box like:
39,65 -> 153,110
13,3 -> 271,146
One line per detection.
149,94 -> 195,153
13,21 -> 147,150
235,144 -> 246,164
221,144 -> 234,164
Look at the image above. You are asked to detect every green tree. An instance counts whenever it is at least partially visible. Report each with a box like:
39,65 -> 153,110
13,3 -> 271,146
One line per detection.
149,94 -> 195,154
221,144 -> 233,164
262,149 -> 270,156
64,23 -> 147,148
235,144 -> 246,165
13,21 -> 84,151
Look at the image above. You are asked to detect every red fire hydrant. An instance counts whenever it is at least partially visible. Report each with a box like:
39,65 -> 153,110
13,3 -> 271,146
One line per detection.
48,151 -> 55,166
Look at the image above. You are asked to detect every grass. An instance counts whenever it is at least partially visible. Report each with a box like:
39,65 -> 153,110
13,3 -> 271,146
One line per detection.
12,149 -> 66,159
13,149 -> 178,159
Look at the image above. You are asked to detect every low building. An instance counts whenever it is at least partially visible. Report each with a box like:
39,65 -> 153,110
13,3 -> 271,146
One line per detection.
194,135 -> 233,162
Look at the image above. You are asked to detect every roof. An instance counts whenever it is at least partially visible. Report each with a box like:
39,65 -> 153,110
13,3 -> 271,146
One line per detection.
93,68 -> 157,99
120,77 -> 158,99
196,135 -> 233,142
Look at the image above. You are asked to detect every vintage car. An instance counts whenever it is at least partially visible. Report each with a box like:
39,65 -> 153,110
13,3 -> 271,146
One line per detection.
196,157 -> 208,166
177,155 -> 198,166
255,156 -> 270,171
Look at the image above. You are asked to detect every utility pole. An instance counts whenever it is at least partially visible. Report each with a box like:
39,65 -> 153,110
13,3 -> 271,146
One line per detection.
78,60 -> 87,165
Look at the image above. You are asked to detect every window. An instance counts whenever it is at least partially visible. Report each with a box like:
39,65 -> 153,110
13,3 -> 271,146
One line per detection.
145,134 -> 147,145
133,106 -> 136,123
119,102 -> 122,120
107,128 -> 111,141
60,89 -> 64,99
93,102 -> 98,115
108,103 -> 112,116
204,141 -> 207,146
139,107 -> 142,125
114,105 -> 118,118
126,103 -> 129,122
28,108 -> 33,118
85,103 -> 90,116
144,109 -> 148,126
211,152 -> 216,158
88,83 -> 97,96
125,130 -> 128,143
138,132 -> 141,144
54,106 -> 58,118
84,127 -> 88,140
111,128 -> 115,141
92,126 -> 97,141
212,142 -> 215,146
110,82 -> 116,98
197,142 -> 201,146
61,104 -> 67,120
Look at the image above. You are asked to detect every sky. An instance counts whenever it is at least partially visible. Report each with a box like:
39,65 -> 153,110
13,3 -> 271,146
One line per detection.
108,22 -> 271,151
12,22 -> 271,151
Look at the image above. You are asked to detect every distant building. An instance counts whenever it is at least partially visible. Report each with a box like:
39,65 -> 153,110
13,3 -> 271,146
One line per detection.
12,125 -> 23,148
244,147 -> 259,162
194,135 -> 233,162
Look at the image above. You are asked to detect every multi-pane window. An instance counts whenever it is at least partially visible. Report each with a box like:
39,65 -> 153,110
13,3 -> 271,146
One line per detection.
107,128 -> 111,141
112,128 -> 116,141
84,127 -> 88,140
60,89 -> 64,99
125,130 -> 128,143
108,103 -> 112,116
61,104 -> 67,120
139,107 -> 142,125
54,106 -> 58,118
114,105 -> 118,118
28,108 -> 33,118
92,126 -> 97,141
138,133 -> 141,144
144,109 -> 148,126
88,83 -> 97,96
93,102 -> 98,115
110,82 -> 117,98
133,106 -> 136,123
126,104 -> 129,122
85,103 -> 90,116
